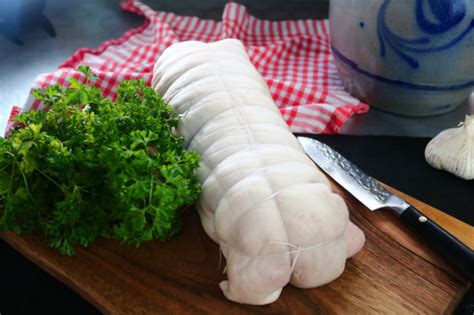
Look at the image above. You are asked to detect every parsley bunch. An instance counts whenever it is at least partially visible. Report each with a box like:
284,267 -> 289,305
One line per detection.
0,66 -> 201,255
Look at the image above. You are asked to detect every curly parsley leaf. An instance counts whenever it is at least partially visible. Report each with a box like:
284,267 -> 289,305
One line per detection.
0,66 -> 201,255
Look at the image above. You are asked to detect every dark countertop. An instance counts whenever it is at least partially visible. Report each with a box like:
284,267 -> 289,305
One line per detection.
1,134 -> 473,314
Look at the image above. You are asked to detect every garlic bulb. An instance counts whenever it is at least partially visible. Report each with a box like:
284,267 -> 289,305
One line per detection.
425,115 -> 474,180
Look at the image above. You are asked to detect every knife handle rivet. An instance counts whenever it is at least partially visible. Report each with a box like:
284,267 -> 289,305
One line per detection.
418,216 -> 428,223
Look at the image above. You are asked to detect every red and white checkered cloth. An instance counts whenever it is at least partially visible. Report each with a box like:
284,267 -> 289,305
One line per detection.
6,0 -> 369,135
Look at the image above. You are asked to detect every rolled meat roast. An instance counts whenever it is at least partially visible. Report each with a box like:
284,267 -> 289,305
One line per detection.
152,39 -> 365,305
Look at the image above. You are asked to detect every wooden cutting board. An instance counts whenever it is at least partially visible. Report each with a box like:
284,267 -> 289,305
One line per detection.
1,183 -> 472,314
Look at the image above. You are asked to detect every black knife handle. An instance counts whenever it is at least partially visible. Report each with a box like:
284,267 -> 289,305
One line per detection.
399,206 -> 474,282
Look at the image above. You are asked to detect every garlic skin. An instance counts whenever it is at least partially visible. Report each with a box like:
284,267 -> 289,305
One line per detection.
425,116 -> 474,180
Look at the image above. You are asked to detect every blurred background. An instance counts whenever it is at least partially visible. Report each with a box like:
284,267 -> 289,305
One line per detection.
0,0 -> 471,136
0,0 -> 329,134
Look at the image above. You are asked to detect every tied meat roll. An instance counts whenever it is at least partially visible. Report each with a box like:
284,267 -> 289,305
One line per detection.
152,39 -> 365,305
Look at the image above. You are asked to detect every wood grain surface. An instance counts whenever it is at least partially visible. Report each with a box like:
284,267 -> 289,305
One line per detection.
1,182 -> 472,314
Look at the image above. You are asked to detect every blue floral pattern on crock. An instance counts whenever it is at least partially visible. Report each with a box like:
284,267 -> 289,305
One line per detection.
377,0 -> 474,68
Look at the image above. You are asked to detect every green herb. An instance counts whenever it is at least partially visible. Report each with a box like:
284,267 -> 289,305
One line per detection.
0,66 -> 201,255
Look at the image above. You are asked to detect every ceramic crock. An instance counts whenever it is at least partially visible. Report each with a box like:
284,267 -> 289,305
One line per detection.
329,0 -> 474,116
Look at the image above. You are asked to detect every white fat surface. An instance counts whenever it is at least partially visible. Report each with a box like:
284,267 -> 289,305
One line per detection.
152,38 -> 351,305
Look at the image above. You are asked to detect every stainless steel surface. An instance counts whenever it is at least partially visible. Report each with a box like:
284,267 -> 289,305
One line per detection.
340,96 -> 474,137
298,136 -> 410,215
0,0 -> 144,134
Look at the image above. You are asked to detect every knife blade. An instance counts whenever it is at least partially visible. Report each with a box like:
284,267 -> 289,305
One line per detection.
298,136 -> 474,282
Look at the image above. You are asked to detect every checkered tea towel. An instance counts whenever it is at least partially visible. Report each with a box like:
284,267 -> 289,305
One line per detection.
6,0 -> 369,135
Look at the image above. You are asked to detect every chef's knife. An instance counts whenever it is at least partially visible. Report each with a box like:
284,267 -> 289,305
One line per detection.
298,136 -> 474,282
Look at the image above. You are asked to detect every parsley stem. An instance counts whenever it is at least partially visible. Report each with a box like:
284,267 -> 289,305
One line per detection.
35,168 -> 63,192
149,178 -> 154,207
4,151 -> 33,200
